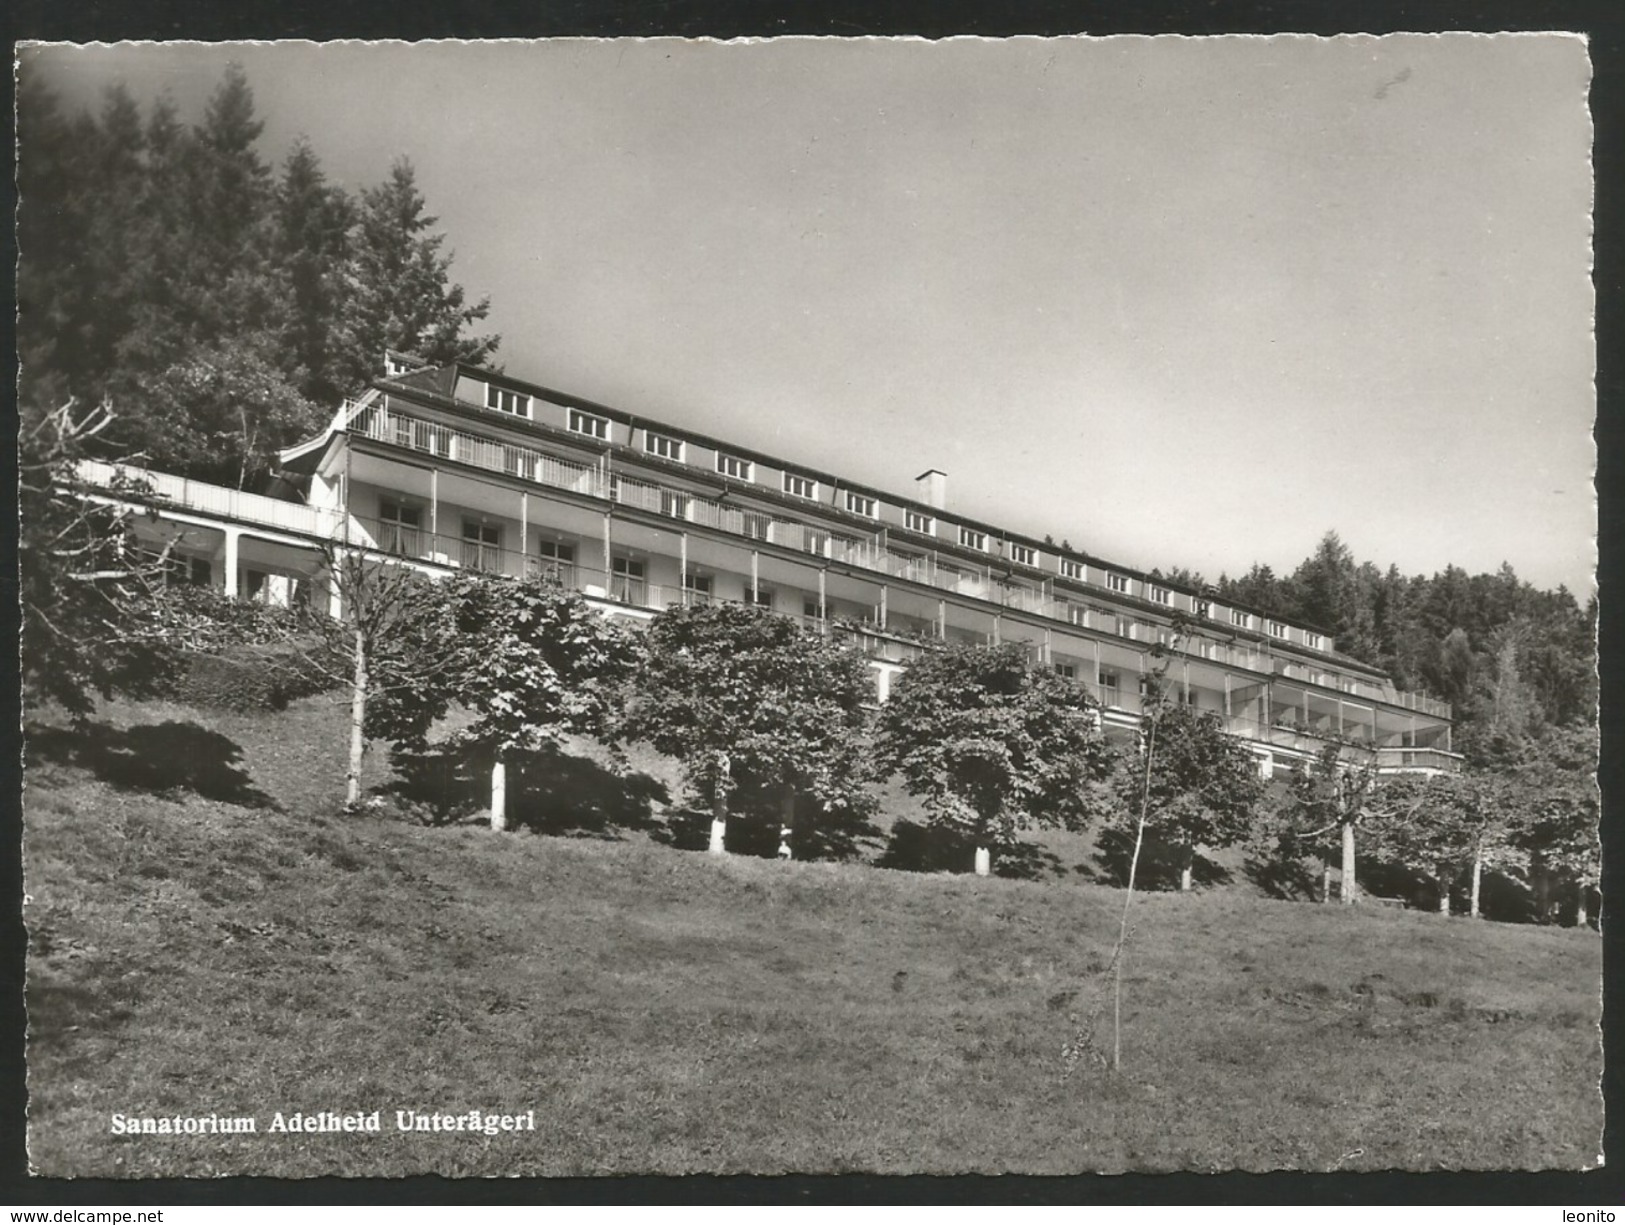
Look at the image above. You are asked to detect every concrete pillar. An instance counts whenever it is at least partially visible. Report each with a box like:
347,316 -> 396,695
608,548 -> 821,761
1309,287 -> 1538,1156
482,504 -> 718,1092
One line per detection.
520,491 -> 528,563
602,513 -> 613,590
937,599 -> 947,639
430,469 -> 439,540
878,583 -> 888,629
751,550 -> 761,604
874,665 -> 892,703
223,529 -> 241,598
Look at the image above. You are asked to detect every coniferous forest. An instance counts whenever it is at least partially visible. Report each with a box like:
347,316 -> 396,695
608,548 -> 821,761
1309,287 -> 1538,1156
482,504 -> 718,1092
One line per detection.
17,65 -> 499,491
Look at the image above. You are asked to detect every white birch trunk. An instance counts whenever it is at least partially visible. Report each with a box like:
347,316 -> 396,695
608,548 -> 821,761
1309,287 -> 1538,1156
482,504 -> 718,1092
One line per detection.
345,625 -> 367,808
1340,820 -> 1358,905
1470,852 -> 1483,918
1576,882 -> 1588,929
1179,841 -> 1194,892
1437,879 -> 1450,915
974,846 -> 991,877
1320,857 -> 1332,904
490,758 -> 507,832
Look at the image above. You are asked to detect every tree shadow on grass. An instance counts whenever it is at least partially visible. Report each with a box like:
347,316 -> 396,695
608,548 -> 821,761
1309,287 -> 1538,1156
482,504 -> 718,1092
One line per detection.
650,797 -> 883,862
875,818 -> 1064,880
1082,825 -> 1233,891
26,720 -> 279,810
382,744 -> 669,838
1242,849 -> 1324,901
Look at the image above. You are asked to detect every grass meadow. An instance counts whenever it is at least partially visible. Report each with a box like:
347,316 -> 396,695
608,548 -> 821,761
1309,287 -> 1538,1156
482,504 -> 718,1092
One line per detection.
23,696 -> 1603,1177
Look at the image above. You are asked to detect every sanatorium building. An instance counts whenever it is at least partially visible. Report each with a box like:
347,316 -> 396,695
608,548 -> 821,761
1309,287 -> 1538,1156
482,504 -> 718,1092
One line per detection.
80,354 -> 1460,778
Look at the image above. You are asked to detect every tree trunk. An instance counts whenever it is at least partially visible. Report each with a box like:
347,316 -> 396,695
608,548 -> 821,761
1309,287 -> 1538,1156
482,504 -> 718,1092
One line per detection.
1437,877 -> 1450,915
709,789 -> 728,855
1340,820 -> 1357,905
1470,851 -> 1483,919
1531,849 -> 1552,922
490,757 -> 507,832
1320,856 -> 1332,904
974,846 -> 991,877
1576,881 -> 1588,929
345,625 -> 367,808
1178,840 -> 1194,892
777,787 -> 795,860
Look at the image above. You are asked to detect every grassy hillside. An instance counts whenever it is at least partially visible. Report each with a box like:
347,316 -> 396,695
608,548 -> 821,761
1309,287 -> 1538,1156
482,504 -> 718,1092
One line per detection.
24,695 -> 1602,1177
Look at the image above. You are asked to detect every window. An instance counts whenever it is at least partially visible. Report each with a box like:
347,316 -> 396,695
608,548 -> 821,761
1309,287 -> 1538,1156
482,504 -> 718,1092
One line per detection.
611,557 -> 645,604
905,509 -> 935,534
486,385 -> 531,418
803,598 -> 826,621
803,529 -> 830,557
783,473 -> 818,500
659,490 -> 690,520
716,453 -> 754,481
1305,632 -> 1324,651
1106,572 -> 1129,594
1060,558 -> 1086,581
1195,599 -> 1211,619
1067,604 -> 1089,627
644,431 -> 684,461
682,573 -> 713,604
845,491 -> 878,518
532,539 -> 575,585
743,512 -> 772,541
1231,609 -> 1252,629
958,527 -> 988,551
1149,585 -> 1171,605
1009,543 -> 1037,567
1269,620 -> 1289,639
1053,662 -> 1077,680
1098,670 -> 1121,696
379,500 -> 422,556
568,408 -> 609,439
461,520 -> 502,573
748,586 -> 773,609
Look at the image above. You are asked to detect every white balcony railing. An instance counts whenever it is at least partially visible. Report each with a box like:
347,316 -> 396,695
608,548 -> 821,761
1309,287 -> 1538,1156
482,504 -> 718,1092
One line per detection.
76,460 -> 345,539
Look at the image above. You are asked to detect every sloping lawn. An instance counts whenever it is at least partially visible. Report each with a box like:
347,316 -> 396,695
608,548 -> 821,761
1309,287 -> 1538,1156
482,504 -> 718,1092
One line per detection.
23,697 -> 1602,1176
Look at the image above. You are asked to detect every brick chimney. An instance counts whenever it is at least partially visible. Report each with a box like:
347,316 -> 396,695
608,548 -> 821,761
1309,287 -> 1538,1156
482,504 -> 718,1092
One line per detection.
916,468 -> 946,510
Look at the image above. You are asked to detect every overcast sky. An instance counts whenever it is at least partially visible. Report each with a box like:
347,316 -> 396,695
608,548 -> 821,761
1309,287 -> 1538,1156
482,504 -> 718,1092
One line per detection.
21,35 -> 1597,596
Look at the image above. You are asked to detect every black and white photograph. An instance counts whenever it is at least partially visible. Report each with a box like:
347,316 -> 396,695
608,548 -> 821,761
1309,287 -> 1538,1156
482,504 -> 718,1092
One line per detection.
16,33 -> 1600,1178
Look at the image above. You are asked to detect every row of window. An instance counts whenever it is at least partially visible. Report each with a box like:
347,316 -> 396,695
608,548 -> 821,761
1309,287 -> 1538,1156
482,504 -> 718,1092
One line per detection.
483,386 -> 1332,651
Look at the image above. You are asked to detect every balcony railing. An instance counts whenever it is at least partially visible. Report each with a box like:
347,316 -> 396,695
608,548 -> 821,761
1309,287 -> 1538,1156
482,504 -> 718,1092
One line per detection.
341,399 -> 1451,719
76,460 -> 345,539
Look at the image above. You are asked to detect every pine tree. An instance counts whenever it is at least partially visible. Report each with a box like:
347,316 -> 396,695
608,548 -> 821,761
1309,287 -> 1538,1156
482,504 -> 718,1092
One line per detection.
275,140 -> 357,406
337,158 -> 499,388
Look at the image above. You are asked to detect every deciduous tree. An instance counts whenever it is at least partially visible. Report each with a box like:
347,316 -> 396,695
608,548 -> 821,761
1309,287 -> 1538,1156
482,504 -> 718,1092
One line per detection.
874,642 -> 1112,876
621,603 -> 875,856
369,574 -> 635,829
1111,697 -> 1264,891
